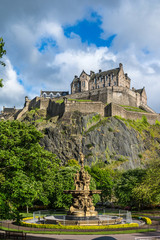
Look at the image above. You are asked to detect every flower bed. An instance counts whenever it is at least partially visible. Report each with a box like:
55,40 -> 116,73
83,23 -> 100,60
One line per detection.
21,218 -> 139,230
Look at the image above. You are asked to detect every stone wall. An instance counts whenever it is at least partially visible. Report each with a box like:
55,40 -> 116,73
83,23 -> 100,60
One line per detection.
64,99 -> 105,116
66,86 -> 145,108
47,100 -> 65,118
105,102 -> 160,125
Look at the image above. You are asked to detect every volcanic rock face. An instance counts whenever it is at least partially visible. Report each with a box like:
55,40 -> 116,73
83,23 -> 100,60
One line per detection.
40,112 -> 146,169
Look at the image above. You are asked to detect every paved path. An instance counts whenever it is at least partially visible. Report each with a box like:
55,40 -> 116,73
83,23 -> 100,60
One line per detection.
26,232 -> 160,240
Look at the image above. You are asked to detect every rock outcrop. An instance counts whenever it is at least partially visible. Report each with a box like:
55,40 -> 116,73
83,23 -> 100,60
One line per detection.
39,112 -> 152,169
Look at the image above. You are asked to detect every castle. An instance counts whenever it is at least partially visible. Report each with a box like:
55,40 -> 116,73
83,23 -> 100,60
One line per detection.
1,63 -> 160,124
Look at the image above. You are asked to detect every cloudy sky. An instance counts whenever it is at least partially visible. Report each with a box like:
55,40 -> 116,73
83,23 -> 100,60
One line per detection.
0,0 -> 160,112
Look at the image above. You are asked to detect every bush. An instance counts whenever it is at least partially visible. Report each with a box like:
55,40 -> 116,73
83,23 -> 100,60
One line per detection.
133,215 -> 152,225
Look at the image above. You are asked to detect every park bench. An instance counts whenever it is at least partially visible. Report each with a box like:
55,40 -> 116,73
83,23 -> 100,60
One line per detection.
5,230 -> 26,240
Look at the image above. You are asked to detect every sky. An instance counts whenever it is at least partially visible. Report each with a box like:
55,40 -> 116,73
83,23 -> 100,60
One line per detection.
0,0 -> 160,112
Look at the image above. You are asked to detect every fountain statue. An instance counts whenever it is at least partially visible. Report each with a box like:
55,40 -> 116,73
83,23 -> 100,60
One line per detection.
64,152 -> 101,219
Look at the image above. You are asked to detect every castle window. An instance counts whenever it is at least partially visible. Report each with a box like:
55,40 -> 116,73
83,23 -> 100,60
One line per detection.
103,84 -> 105,88
94,78 -> 97,84
50,93 -> 54,98
106,76 -> 108,81
83,81 -> 85,87
111,74 -> 113,80
43,92 -> 47,98
108,82 -> 110,86
56,93 -> 61,98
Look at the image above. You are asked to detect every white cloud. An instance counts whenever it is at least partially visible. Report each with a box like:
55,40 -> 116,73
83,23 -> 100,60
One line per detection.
0,58 -> 26,110
0,0 -> 160,113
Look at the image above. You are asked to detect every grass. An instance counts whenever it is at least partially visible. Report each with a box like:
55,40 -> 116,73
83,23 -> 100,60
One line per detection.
0,226 -> 156,235
55,99 -> 64,104
85,117 -> 109,133
120,105 -> 147,113
20,212 -> 33,218
68,98 -> 92,102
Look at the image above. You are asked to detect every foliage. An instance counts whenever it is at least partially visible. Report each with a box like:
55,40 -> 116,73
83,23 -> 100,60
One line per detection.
87,114 -> 101,129
115,169 -> 146,209
133,160 -> 160,209
133,215 -> 152,225
86,166 -> 114,203
49,166 -> 79,209
66,159 -> 80,167
85,117 -> 109,133
0,120 -> 60,218
0,37 -> 6,87
155,120 -> 160,126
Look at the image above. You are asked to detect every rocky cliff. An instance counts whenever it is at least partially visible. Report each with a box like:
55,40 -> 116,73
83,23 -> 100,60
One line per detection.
22,110 -> 158,170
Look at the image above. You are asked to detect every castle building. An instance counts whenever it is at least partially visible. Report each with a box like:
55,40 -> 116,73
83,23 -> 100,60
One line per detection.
1,63 -> 159,125
40,90 -> 69,98
71,63 -> 131,93
71,70 -> 90,94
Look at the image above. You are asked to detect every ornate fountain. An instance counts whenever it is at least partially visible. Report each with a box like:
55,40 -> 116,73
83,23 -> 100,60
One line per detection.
64,152 -> 101,219
44,152 -> 123,225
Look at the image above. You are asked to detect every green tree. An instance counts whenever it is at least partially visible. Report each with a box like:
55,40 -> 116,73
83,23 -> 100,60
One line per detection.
86,166 -> 114,204
50,166 -> 79,209
115,169 -> 146,209
133,159 -> 160,209
0,37 -> 6,87
0,120 -> 60,218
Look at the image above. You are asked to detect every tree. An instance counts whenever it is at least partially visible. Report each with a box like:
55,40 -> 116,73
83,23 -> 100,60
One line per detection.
86,166 -> 114,204
0,120 -> 60,217
115,169 -> 146,209
0,37 -> 6,87
133,159 -> 160,209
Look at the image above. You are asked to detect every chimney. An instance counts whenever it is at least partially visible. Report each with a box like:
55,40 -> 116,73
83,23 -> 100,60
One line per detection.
99,69 -> 102,73
119,63 -> 123,69
90,71 -> 94,76
125,73 -> 128,78
74,75 -> 78,78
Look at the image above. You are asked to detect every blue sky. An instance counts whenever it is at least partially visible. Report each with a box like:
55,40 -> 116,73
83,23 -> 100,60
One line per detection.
63,12 -> 117,47
0,0 -> 160,112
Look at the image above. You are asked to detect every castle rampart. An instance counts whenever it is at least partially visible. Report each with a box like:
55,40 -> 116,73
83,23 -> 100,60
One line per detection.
105,102 -> 160,125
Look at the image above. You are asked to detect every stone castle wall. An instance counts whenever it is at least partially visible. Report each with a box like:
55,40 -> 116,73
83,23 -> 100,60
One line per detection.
64,99 -> 105,116
66,86 -> 146,108
105,102 -> 160,125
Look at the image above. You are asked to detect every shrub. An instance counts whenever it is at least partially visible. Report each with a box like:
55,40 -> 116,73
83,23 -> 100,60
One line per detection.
133,215 -> 152,225
155,120 -> 160,126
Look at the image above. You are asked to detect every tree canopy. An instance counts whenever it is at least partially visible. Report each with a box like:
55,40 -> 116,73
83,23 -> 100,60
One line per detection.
0,120 -> 60,218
